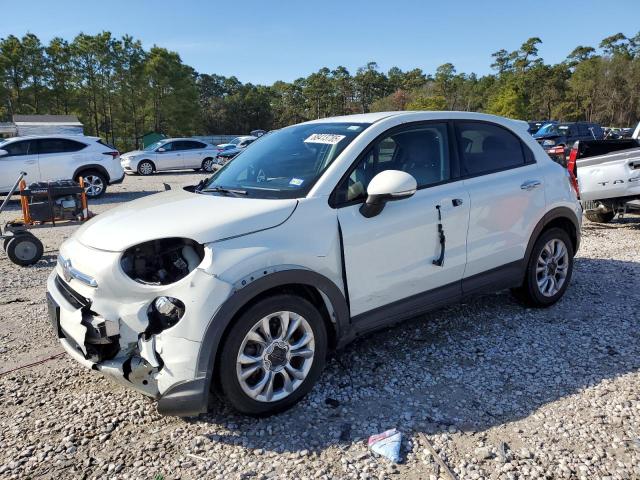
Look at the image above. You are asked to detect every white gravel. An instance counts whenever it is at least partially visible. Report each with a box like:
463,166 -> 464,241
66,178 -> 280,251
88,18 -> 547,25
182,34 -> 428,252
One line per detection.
1,171 -> 639,480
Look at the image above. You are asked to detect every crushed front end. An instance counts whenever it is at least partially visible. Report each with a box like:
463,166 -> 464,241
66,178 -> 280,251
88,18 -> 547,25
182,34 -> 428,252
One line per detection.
46,236 -> 234,410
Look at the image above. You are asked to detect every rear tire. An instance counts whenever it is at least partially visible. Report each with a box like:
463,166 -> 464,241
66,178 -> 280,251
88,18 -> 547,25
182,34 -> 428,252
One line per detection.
584,210 -> 615,223
137,160 -> 155,176
217,294 -> 327,416
512,228 -> 574,307
201,157 -> 215,172
5,232 -> 43,266
79,170 -> 107,198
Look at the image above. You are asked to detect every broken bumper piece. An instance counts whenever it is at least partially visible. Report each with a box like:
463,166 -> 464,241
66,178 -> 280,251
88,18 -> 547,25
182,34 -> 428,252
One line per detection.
47,273 -> 160,399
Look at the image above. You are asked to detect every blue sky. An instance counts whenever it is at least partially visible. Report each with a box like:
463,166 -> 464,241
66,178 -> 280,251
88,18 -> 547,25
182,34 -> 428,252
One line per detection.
3,0 -> 638,84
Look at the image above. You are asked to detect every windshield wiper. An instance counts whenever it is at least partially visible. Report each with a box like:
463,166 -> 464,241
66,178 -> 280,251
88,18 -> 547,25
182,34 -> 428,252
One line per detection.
199,186 -> 248,197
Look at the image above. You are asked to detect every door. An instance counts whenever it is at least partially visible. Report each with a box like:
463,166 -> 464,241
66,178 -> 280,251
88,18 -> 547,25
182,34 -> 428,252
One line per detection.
455,121 -> 546,281
335,122 -> 470,318
177,140 -> 207,168
0,140 -> 40,191
154,142 -> 184,170
36,138 -> 87,182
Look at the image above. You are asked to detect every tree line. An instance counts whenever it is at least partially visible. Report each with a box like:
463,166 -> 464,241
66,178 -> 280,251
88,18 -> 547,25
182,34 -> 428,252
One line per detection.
1,32 -> 639,150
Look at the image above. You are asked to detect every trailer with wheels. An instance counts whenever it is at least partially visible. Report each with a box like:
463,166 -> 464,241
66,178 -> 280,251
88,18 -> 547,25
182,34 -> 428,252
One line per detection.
1,172 -> 93,266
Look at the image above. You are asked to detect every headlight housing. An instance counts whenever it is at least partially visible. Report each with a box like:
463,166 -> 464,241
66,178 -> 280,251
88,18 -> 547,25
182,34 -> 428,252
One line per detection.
120,238 -> 205,285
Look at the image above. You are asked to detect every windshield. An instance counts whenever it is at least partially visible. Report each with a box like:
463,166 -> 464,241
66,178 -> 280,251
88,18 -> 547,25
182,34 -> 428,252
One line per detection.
144,141 -> 164,151
203,122 -> 369,199
229,137 -> 241,145
536,124 -> 570,136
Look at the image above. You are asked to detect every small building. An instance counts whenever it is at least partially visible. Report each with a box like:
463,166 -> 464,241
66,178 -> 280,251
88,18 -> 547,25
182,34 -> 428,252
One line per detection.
0,122 -> 17,138
139,131 -> 166,148
12,114 -> 84,137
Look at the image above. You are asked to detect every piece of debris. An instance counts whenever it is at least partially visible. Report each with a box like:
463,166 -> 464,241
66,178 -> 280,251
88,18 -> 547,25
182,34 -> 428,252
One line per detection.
325,397 -> 340,408
368,428 -> 402,463
418,432 -> 457,480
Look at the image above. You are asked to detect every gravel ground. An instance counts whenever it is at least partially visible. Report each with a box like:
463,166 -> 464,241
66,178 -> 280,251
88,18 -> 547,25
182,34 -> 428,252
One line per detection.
0,171 -> 639,480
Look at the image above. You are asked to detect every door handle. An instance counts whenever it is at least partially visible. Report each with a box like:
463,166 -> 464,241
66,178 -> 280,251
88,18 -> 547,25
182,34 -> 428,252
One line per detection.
521,180 -> 542,191
452,198 -> 463,207
25,160 -> 36,164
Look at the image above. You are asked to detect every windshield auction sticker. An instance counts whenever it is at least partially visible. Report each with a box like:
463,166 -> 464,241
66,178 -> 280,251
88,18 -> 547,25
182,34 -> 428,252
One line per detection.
304,133 -> 346,145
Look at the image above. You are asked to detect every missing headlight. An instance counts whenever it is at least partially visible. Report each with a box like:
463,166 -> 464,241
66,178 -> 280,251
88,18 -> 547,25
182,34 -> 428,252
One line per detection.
120,238 -> 205,285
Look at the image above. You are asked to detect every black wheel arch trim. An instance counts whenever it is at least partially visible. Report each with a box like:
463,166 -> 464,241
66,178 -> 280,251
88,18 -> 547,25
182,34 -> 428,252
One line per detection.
73,164 -> 110,183
174,268 -> 349,417
525,206 -> 581,264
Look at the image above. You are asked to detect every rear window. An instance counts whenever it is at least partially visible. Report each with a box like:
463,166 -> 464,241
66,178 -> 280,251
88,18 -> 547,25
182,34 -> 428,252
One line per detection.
97,139 -> 116,150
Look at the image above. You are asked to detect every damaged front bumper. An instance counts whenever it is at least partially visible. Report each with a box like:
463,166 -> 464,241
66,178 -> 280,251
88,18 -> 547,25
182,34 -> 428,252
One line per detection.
46,241 -> 235,415
47,275 -> 161,398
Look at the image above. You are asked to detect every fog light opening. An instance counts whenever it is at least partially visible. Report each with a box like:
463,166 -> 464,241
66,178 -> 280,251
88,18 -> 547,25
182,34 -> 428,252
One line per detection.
146,296 -> 185,335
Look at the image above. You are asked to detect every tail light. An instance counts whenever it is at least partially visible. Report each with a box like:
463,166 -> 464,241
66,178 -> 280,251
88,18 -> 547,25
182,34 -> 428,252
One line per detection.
548,145 -> 565,157
102,151 -> 120,158
566,143 -> 579,198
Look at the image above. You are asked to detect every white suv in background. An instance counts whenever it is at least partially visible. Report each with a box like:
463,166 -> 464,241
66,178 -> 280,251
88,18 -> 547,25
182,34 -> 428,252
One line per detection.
0,135 -> 123,198
47,112 -> 581,417
120,138 -> 217,175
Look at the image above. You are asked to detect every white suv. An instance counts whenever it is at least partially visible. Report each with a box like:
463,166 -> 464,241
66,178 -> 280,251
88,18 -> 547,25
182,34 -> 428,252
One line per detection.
120,138 -> 217,175
47,112 -> 581,416
0,135 -> 123,198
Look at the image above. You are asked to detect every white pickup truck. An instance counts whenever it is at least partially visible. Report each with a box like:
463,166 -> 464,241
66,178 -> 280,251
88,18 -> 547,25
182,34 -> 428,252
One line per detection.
568,123 -> 640,222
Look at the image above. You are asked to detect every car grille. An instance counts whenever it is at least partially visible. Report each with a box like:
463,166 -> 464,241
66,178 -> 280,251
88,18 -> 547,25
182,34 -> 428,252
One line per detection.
55,274 -> 92,310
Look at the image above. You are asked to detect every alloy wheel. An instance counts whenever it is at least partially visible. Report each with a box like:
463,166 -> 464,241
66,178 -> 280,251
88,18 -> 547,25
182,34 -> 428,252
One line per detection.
236,311 -> 315,403
202,158 -> 214,172
138,162 -> 153,175
536,238 -> 569,297
83,175 -> 104,197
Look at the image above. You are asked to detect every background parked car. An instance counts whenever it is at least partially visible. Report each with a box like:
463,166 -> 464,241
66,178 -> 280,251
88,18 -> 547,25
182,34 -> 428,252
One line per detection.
216,135 -> 257,151
527,120 -> 549,135
120,138 -> 217,175
0,135 -> 123,198
215,135 -> 258,165
534,121 -> 604,163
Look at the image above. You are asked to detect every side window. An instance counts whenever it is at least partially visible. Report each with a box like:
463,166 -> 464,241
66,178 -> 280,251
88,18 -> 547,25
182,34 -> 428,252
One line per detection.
159,142 -> 173,152
3,140 -> 32,156
335,123 -> 450,204
37,138 -> 86,154
456,122 -> 526,176
191,141 -> 206,149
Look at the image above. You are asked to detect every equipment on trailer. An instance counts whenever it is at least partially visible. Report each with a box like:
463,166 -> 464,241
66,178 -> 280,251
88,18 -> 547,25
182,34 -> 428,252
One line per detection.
1,172 -> 93,266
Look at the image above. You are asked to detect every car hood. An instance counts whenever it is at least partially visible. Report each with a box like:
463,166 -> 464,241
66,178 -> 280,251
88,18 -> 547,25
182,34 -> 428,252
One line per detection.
74,189 -> 298,251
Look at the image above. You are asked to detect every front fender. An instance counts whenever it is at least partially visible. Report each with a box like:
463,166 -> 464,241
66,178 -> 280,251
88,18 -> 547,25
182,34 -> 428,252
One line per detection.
158,268 -> 349,417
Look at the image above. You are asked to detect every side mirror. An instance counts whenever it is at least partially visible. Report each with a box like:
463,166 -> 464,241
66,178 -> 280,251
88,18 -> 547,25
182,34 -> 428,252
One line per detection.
157,147 -> 166,152
359,170 -> 417,218
0,149 -> 8,157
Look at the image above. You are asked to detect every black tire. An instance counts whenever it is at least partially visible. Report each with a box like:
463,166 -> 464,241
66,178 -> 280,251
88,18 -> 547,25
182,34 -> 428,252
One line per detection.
79,170 -> 107,198
217,294 -> 328,416
5,233 -> 43,266
584,210 -> 615,223
3,230 -> 29,251
137,160 -> 155,176
511,227 -> 574,308
201,157 -> 215,172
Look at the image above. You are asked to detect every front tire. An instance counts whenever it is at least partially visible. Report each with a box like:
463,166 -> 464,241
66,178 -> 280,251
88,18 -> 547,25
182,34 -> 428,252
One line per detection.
137,160 -> 155,176
218,294 -> 327,416
512,228 -> 574,307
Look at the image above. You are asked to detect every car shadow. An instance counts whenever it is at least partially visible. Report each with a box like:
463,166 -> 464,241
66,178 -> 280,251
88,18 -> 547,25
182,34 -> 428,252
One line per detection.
188,256 -> 640,455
